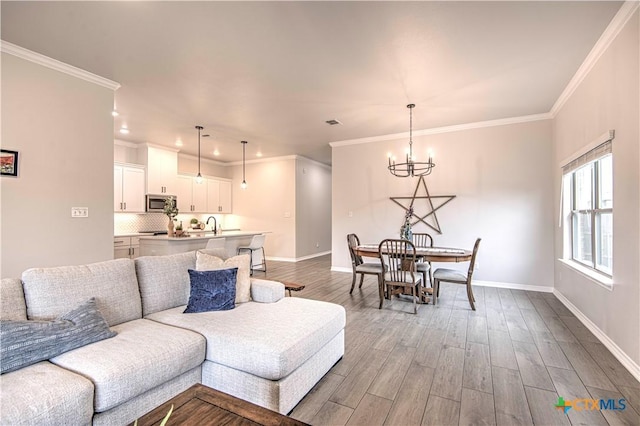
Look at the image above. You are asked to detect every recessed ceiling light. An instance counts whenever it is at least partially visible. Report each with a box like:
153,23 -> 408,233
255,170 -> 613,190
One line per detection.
175,140 -> 183,147
256,152 -> 263,157
325,119 -> 342,126
213,149 -> 220,156
112,110 -> 119,117
119,126 -> 129,134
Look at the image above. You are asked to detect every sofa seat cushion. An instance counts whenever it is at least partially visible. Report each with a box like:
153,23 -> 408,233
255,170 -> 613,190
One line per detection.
50,318 -> 205,412
146,297 -> 345,380
0,361 -> 94,426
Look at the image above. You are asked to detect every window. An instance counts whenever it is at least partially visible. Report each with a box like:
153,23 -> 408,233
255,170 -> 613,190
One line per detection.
562,136 -> 613,277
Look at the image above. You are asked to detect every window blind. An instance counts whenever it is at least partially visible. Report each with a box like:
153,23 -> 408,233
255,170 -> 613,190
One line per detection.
562,131 -> 614,175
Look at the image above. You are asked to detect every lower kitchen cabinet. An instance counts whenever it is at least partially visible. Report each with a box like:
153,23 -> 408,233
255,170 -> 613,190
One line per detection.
113,236 -> 141,259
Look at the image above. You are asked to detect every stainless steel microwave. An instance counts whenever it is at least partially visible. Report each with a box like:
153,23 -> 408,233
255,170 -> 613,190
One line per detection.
146,194 -> 177,212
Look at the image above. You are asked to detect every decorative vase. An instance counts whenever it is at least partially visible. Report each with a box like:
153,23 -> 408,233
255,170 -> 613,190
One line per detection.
167,218 -> 175,237
400,222 -> 412,240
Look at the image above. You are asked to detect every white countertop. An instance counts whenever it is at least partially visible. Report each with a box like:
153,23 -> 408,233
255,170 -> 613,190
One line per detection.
138,231 -> 266,241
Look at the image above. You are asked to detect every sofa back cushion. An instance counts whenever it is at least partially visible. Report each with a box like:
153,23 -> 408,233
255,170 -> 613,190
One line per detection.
21,259 -> 141,326
0,278 -> 27,320
135,251 -> 196,316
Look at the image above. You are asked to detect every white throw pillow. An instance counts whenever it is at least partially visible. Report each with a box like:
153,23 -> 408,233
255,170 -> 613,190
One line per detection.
196,251 -> 251,303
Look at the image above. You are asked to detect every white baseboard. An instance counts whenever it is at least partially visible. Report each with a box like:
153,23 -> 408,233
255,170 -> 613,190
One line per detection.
331,266 -> 352,273
266,251 -> 331,263
553,289 -> 640,383
472,280 -> 554,293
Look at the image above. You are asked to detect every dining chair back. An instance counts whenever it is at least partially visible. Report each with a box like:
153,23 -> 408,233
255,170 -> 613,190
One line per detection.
411,233 -> 434,287
433,238 -> 481,310
412,233 -> 433,248
378,239 -> 423,314
346,234 -> 385,300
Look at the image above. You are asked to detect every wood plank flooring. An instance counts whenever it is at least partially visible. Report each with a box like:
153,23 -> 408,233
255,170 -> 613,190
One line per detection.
263,255 -> 640,426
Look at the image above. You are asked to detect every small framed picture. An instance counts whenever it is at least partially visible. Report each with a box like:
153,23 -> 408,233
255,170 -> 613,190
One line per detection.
1,149 -> 19,177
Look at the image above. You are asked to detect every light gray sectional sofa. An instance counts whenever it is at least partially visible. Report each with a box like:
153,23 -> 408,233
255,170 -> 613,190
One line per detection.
0,251 -> 345,425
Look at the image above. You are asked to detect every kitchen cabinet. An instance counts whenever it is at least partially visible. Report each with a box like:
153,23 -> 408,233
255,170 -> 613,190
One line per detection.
207,178 -> 232,213
139,145 -> 178,195
114,236 -> 141,259
176,174 -> 208,213
114,164 -> 145,212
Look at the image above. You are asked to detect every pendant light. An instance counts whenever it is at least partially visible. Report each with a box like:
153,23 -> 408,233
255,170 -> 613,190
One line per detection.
241,140 -> 248,189
195,125 -> 203,184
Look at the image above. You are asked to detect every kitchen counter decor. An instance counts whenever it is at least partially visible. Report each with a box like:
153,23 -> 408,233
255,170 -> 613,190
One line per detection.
163,196 -> 179,237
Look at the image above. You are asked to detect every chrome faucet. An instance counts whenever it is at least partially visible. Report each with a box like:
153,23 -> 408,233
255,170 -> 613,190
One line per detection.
206,216 -> 217,235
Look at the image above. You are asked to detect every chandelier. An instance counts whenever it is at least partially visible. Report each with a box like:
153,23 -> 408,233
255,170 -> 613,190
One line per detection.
388,104 -> 435,177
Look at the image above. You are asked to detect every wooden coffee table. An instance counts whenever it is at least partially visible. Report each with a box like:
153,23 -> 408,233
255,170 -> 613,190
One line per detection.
132,383 -> 308,425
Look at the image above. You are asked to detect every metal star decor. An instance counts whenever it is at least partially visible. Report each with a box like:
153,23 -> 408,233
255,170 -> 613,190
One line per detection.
390,176 -> 456,234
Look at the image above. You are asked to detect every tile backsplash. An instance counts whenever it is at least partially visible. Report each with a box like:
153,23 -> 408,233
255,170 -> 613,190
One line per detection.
114,213 -> 228,235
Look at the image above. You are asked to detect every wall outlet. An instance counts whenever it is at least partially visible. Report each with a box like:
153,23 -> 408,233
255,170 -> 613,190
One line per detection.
316,242 -> 320,248
475,261 -> 480,270
284,212 -> 291,218
348,211 -> 353,217
71,207 -> 89,218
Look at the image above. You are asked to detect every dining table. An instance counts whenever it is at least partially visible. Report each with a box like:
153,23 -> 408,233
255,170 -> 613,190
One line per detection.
354,244 -> 472,262
354,243 -> 473,304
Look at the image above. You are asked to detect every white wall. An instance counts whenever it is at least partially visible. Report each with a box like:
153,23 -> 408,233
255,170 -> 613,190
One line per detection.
552,10 -> 640,366
228,158 -> 297,259
332,119 -> 555,288
295,157 -> 332,258
1,53 -> 115,278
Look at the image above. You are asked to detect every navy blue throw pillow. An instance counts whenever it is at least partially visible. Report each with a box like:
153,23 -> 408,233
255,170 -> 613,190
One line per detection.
184,268 -> 238,313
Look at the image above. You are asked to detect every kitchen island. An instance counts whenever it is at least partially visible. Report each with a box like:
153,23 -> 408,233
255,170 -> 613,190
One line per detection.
138,231 -> 267,259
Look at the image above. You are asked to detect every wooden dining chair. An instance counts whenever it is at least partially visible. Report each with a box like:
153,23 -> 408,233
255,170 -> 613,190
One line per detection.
433,238 -> 481,310
346,234 -> 385,302
378,239 -> 423,314
412,233 -> 434,288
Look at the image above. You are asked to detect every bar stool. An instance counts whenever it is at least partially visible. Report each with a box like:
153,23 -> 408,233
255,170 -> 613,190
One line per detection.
205,238 -> 226,249
237,234 -> 267,275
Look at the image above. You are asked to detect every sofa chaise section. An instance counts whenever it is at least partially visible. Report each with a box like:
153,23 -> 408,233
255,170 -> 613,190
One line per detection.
136,252 -> 346,414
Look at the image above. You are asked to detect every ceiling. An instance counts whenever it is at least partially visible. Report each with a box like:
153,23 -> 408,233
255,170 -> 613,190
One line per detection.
1,1 -> 622,165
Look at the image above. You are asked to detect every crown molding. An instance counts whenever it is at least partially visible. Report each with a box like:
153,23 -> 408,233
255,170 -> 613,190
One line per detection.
329,113 -> 551,147
295,155 -> 332,171
177,152 -> 227,167
550,1 -> 639,117
1,40 -> 120,91
138,142 -> 180,153
114,139 -> 139,149
226,154 -> 299,166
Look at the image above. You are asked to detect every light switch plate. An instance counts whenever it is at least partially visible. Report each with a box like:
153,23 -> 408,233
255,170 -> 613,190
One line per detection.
71,207 -> 89,218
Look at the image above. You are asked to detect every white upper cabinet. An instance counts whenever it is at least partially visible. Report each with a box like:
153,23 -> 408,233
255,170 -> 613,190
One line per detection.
114,164 -> 145,212
177,175 -> 213,213
178,175 -> 232,213
139,145 -> 178,195
207,178 -> 232,213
